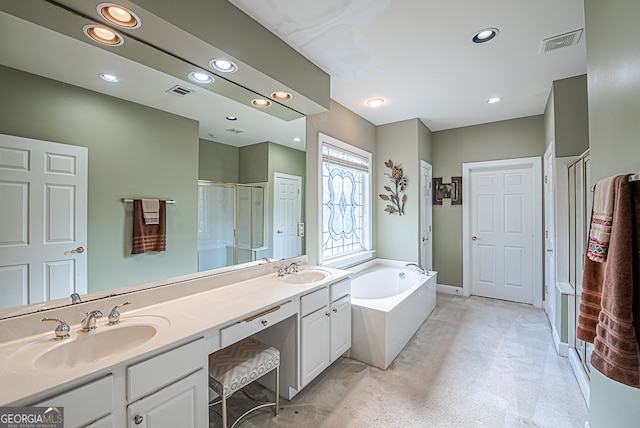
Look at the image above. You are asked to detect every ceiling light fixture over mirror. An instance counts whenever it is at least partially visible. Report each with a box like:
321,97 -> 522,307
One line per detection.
97,3 -> 141,29
83,24 -> 124,46
473,28 -> 499,44
210,58 -> 238,73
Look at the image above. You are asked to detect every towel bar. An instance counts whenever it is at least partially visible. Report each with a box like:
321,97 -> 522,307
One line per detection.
589,173 -> 640,192
121,198 -> 175,204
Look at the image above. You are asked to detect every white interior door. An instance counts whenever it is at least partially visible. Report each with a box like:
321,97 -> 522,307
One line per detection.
543,143 -> 556,318
420,161 -> 433,270
0,134 -> 87,309
273,173 -> 301,259
463,157 -> 542,306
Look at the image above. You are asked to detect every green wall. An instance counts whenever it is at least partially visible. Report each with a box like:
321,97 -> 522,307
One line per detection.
306,100 -> 376,265
0,65 -> 199,293
553,75 -> 590,157
199,140 -> 239,183
431,116 -> 546,287
584,0 -> 640,425
375,119 -> 422,262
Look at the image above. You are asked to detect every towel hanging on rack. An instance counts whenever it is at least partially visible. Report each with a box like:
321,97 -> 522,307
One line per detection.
132,199 -> 166,254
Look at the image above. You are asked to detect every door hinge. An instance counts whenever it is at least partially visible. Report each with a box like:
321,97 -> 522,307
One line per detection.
545,285 -> 549,294
545,230 -> 548,239
544,175 -> 548,184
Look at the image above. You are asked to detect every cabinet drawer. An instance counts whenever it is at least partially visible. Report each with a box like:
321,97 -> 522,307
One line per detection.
220,300 -> 296,348
300,287 -> 329,317
330,279 -> 351,302
33,375 -> 112,428
127,338 -> 205,402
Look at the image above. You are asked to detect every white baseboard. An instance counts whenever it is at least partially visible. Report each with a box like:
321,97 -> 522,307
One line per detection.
436,284 -> 463,295
568,350 -> 590,407
552,324 -> 569,357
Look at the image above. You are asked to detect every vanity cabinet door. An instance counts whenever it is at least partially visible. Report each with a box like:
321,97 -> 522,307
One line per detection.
127,369 -> 207,428
330,295 -> 351,363
300,305 -> 331,387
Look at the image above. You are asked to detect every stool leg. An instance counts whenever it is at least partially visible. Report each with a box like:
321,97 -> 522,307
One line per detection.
222,394 -> 228,428
275,366 -> 280,416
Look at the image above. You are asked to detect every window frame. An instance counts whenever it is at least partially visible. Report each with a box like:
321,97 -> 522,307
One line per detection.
317,133 -> 373,268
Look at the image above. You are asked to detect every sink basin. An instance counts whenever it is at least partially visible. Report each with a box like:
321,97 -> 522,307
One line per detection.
35,324 -> 157,370
7,316 -> 169,372
282,269 -> 330,284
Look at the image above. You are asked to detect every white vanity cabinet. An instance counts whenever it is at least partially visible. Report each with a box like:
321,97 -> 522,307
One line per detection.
32,375 -> 114,427
300,279 -> 351,387
126,339 -> 207,428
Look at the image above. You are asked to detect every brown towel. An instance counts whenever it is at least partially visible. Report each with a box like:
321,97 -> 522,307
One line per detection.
588,175 -> 640,388
132,199 -> 166,254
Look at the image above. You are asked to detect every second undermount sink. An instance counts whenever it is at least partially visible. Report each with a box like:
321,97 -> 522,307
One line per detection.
282,269 -> 330,284
7,316 -> 169,373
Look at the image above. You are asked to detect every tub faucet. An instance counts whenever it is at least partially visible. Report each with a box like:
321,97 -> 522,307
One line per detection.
406,263 -> 428,275
81,310 -> 103,331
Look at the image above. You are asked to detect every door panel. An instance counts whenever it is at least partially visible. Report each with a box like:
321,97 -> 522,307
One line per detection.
274,174 -> 301,259
420,161 -> 433,270
470,165 -> 535,304
0,134 -> 87,309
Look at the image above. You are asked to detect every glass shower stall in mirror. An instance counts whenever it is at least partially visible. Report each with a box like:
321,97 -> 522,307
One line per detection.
198,181 -> 267,271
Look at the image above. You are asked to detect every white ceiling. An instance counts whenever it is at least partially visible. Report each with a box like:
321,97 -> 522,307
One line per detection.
229,0 -> 587,131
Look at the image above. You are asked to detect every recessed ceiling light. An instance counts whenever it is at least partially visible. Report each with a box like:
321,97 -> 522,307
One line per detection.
83,24 -> 124,46
293,137 -> 301,142
473,28 -> 499,43
188,72 -> 213,84
210,58 -> 237,73
272,91 -> 292,101
226,116 -> 238,121
251,99 -> 271,108
99,73 -> 119,82
97,3 -> 141,29
366,98 -> 385,108
486,97 -> 503,104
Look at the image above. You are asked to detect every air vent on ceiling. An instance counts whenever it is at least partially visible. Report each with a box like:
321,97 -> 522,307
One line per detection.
166,85 -> 194,96
225,128 -> 244,134
540,29 -> 583,53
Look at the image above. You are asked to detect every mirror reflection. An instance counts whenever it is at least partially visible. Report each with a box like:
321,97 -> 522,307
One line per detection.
0,5 -> 306,317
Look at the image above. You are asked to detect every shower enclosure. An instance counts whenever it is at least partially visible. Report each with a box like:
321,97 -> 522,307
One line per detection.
197,181 -> 266,271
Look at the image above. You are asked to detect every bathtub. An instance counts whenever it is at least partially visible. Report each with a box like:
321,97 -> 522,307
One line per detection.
349,259 -> 437,369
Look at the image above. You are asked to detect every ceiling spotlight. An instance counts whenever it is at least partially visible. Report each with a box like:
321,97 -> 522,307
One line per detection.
210,58 -> 237,73
486,97 -> 503,104
293,137 -> 301,142
473,28 -> 499,43
366,98 -> 385,108
98,3 -> 141,29
188,72 -> 213,84
99,73 -> 119,82
83,25 -> 124,46
271,91 -> 292,101
226,116 -> 238,121
251,99 -> 271,108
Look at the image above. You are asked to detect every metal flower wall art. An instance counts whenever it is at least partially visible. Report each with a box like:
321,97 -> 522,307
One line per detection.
379,159 -> 407,216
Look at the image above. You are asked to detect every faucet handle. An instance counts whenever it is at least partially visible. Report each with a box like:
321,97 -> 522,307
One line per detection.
70,293 -> 82,304
42,318 -> 70,339
108,302 -> 131,325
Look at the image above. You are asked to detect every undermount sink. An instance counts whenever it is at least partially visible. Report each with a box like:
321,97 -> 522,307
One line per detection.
7,316 -> 169,373
282,269 -> 330,284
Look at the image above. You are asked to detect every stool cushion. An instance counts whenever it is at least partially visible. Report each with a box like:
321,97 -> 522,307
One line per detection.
208,337 -> 280,398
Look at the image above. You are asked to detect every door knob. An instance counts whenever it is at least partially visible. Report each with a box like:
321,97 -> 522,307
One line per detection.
134,415 -> 144,425
471,236 -> 479,241
70,246 -> 84,253
277,230 -> 283,234
422,237 -> 428,242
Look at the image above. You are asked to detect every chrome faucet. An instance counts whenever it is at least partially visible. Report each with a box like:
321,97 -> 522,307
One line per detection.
405,263 -> 428,275
108,302 -> 131,325
70,293 -> 83,304
81,310 -> 103,331
42,318 -> 70,339
285,261 -> 300,274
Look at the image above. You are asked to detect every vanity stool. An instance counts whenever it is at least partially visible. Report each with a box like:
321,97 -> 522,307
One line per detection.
208,337 -> 280,428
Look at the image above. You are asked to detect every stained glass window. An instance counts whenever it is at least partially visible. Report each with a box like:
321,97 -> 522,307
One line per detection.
320,136 -> 371,262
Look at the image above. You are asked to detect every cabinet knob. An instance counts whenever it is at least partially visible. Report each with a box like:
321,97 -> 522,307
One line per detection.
332,308 -> 338,313
134,415 -> 144,425
261,320 -> 268,326
325,312 -> 330,317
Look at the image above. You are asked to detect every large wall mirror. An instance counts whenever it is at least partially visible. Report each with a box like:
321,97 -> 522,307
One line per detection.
0,1 -> 307,318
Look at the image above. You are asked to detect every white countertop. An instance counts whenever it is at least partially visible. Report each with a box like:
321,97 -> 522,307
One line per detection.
0,264 -> 351,405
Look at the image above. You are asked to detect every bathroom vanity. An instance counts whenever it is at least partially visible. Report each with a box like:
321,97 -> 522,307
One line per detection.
0,257 -> 351,427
